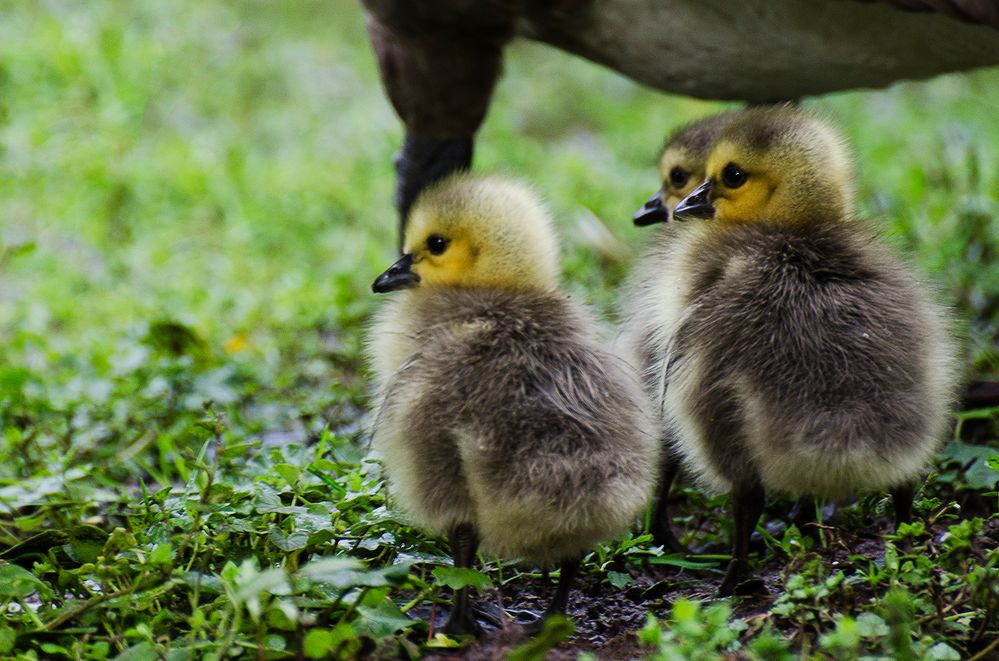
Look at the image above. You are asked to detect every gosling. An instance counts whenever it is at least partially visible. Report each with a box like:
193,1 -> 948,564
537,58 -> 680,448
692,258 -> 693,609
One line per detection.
630,111 -> 738,552
367,174 -> 657,633
619,106 -> 958,595
634,111 -> 737,226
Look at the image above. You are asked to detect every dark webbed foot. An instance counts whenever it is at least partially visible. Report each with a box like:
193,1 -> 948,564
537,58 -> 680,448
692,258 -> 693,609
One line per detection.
718,559 -> 748,597
718,562 -> 766,597
441,605 -> 480,636
519,614 -> 547,636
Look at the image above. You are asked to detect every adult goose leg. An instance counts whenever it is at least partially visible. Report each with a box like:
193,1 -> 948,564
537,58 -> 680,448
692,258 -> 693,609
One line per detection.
361,0 -> 518,248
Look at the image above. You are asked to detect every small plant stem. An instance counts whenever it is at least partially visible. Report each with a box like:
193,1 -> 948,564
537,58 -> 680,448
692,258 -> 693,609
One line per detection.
967,636 -> 999,661
41,581 -> 146,631
217,600 -> 243,660
16,598 -> 45,629
401,590 -> 430,612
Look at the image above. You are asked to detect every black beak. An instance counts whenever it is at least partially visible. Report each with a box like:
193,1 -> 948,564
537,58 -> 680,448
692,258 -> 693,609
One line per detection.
372,254 -> 420,293
633,189 -> 671,226
673,181 -> 715,221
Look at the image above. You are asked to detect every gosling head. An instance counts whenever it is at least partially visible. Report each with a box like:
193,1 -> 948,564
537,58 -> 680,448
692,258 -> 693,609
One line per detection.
671,106 -> 855,226
372,174 -> 561,294
634,112 -> 737,226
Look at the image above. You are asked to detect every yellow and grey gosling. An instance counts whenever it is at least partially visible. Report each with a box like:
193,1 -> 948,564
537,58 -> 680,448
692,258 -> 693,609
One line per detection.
630,111 -> 738,550
634,111 -> 738,226
619,106 -> 958,595
366,174 -> 658,633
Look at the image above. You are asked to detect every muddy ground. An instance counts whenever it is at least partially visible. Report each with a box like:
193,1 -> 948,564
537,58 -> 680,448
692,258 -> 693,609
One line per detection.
399,498 -> 999,660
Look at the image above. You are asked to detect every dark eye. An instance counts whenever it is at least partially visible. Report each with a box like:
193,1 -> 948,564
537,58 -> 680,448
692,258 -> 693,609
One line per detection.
669,167 -> 689,189
722,163 -> 748,189
426,234 -> 449,256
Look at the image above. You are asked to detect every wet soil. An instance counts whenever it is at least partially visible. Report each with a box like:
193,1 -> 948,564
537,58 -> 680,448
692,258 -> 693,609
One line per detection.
402,503 -> 999,660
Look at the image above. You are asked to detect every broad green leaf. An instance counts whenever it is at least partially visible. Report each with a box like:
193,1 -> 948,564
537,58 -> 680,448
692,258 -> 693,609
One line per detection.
431,566 -> 492,592
0,626 -> 14,654
268,529 -> 309,552
181,572 -> 224,595
0,563 -> 45,598
113,642 -> 159,661
926,642 -> 961,660
67,525 -> 110,564
672,598 -> 698,622
165,649 -> 193,661
328,622 -> 362,659
235,566 -> 290,602
639,613 -> 663,646
148,542 -> 173,565
939,441 -> 999,489
606,570 -> 631,589
299,557 -> 364,582
856,612 -> 889,638
303,629 -> 333,659
274,463 -> 301,486
355,598 -> 417,638
0,530 -> 69,561
301,559 -> 410,590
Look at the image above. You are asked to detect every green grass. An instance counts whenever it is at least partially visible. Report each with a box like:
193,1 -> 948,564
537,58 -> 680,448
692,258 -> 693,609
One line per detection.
0,1 -> 997,659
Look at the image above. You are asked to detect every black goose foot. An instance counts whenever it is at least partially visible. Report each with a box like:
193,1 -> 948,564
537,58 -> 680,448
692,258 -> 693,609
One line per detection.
717,560 -> 766,597
519,612 -> 547,636
440,609 -> 480,637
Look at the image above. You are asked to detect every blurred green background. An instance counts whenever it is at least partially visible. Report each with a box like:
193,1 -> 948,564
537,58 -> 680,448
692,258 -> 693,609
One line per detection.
0,1 -> 997,657
2,0 -> 997,395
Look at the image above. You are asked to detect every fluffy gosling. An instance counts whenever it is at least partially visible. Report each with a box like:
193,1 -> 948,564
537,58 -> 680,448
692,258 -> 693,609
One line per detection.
634,112 -> 738,226
630,111 -> 737,551
620,106 -> 958,595
367,174 -> 657,633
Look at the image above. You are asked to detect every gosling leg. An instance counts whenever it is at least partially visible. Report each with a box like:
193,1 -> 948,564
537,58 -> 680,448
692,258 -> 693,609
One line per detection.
891,483 -> 915,528
545,557 -> 582,617
718,479 -> 765,597
441,522 -> 480,636
650,453 -> 688,553
523,556 -> 581,635
788,494 -> 822,541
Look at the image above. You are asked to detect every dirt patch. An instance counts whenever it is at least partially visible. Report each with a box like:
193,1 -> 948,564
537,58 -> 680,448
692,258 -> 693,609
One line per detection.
410,509 -> 944,659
